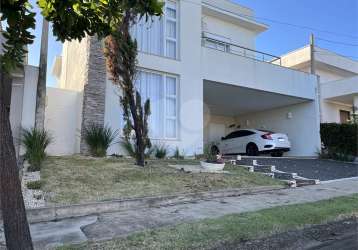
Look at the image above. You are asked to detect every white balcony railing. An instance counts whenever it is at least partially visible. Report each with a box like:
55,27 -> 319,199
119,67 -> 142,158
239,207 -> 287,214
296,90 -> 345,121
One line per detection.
202,36 -> 282,66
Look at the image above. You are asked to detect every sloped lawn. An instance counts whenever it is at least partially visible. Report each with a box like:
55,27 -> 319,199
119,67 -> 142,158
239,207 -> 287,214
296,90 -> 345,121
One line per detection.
41,156 -> 282,205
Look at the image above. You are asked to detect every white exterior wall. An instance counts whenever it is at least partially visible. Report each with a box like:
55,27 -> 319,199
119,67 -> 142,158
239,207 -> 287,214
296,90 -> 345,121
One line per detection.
17,66 -> 83,156
59,39 -> 89,91
236,101 -> 321,156
105,0 -> 204,156
321,102 -> 352,123
203,100 -> 321,156
204,113 -> 236,144
105,79 -> 123,155
298,65 -> 353,83
202,48 -> 317,100
45,87 -> 82,155
320,76 -> 358,123
50,0 -> 321,157
202,15 -> 256,49
10,77 -> 25,156
278,46 -> 358,124
21,65 -> 38,130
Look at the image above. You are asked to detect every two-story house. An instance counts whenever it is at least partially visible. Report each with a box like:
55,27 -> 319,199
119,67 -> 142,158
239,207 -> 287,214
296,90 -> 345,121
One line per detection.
277,46 -> 358,124
38,0 -> 321,156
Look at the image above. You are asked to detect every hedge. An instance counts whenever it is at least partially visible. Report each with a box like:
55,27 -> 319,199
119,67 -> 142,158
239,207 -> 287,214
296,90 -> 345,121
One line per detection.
320,123 -> 358,156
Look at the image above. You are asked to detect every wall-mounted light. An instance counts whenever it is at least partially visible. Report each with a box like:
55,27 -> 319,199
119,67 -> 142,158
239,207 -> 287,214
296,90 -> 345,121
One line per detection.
287,112 -> 293,119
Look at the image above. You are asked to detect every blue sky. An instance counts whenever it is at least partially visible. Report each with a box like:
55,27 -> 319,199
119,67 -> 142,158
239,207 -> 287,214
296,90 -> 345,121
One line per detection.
26,0 -> 358,86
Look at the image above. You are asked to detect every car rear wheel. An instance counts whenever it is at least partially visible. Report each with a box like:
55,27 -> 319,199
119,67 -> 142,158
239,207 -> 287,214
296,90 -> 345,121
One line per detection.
246,143 -> 259,156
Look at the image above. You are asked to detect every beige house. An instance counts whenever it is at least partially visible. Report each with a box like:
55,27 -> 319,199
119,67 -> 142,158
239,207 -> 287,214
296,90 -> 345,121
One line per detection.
276,46 -> 358,124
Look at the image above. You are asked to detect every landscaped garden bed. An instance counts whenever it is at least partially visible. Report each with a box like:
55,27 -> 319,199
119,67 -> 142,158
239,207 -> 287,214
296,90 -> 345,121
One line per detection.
40,156 -> 282,205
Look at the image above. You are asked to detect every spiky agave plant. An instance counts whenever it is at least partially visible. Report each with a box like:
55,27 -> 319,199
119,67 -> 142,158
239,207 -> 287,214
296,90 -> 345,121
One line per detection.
22,127 -> 52,171
84,124 -> 118,157
154,142 -> 168,159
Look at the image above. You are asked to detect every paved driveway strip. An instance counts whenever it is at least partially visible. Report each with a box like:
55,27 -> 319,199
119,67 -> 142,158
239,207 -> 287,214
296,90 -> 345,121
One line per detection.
4,177 -> 354,249
238,158 -> 358,181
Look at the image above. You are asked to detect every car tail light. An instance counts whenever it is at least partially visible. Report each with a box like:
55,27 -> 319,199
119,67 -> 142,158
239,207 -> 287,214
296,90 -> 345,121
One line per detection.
261,133 -> 273,140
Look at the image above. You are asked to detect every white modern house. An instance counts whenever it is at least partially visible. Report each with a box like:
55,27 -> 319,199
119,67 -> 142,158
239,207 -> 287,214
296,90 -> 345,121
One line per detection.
18,0 -> 358,159
8,0 -> 358,160
10,0 -> 337,157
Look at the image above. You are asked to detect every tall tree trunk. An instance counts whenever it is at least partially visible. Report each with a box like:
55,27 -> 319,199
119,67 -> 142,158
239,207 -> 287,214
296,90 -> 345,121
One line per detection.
127,92 -> 145,166
0,72 -> 33,249
104,12 -> 150,167
35,19 -> 49,130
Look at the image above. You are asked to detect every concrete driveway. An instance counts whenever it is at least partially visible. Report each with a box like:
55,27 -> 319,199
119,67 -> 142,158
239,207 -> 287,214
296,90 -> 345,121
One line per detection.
238,157 -> 358,181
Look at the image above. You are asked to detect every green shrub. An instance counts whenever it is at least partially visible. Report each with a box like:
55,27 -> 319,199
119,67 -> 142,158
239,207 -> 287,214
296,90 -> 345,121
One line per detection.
154,143 -> 168,159
203,143 -> 217,163
22,128 -> 52,171
173,147 -> 184,160
121,138 -> 154,159
121,138 -> 136,158
84,124 -> 118,157
320,123 -> 357,160
26,180 -> 43,190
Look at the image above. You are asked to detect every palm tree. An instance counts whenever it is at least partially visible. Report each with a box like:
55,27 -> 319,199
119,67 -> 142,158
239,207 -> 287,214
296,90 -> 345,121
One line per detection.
35,19 -> 49,130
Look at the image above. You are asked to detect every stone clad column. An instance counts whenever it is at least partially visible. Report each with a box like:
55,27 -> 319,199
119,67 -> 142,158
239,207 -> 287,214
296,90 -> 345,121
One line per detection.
80,36 -> 107,154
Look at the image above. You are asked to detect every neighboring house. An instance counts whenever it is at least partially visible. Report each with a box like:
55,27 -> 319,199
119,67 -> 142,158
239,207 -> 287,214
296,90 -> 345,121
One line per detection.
276,46 -> 358,124
0,25 -> 39,158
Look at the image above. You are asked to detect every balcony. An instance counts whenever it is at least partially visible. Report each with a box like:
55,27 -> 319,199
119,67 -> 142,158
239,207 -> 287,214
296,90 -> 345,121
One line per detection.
202,36 -> 282,66
201,36 -> 318,100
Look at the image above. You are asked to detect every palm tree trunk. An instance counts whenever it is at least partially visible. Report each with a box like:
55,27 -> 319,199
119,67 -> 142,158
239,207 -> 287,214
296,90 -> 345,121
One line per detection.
35,19 -> 49,130
0,71 -> 33,249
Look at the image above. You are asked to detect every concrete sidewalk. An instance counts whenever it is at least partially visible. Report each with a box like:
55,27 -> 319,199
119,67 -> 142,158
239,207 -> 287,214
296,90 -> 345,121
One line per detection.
1,178 -> 358,249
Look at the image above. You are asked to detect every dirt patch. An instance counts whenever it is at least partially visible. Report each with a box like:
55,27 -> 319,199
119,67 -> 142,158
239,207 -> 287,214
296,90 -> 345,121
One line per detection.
211,217 -> 358,250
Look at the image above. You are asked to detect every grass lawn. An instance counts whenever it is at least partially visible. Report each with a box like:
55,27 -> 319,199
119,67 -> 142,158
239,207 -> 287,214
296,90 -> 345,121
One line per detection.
41,156 -> 282,205
58,194 -> 358,250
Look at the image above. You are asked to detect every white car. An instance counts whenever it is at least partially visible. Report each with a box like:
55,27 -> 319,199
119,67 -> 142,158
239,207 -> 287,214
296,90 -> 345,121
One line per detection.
212,129 -> 291,157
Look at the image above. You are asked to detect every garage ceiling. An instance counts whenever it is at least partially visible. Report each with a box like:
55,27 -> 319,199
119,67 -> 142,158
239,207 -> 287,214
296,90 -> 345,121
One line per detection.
204,80 -> 311,116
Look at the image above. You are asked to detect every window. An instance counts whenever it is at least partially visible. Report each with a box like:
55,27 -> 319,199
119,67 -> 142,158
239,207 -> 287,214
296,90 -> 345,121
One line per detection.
130,0 -> 178,59
224,130 -> 254,140
165,1 -> 178,59
135,70 -> 178,139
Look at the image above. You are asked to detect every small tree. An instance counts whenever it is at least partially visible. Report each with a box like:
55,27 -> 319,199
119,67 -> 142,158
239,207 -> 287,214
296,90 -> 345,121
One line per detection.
104,8 -> 163,166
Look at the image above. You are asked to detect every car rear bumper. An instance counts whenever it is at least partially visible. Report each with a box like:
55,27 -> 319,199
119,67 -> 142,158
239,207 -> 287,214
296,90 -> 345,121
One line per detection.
260,147 -> 290,153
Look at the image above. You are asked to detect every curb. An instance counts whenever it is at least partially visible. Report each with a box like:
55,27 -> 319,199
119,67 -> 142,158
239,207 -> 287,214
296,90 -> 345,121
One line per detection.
1,186 -> 284,224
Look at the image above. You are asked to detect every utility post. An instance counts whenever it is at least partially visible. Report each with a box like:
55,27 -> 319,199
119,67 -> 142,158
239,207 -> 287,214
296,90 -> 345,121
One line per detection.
310,33 -> 323,125
310,33 -> 315,75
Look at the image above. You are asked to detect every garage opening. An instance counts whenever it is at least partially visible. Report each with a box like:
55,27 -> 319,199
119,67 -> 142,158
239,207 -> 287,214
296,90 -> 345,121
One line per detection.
203,80 -> 320,156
